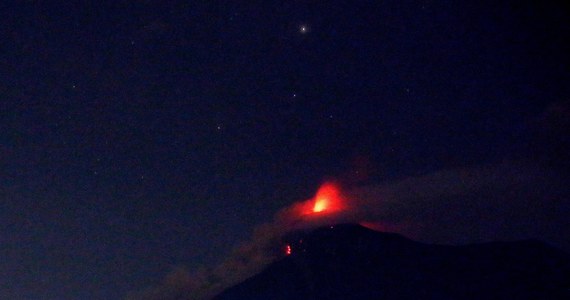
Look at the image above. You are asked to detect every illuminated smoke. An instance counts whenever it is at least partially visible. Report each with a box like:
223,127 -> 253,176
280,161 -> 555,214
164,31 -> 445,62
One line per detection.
312,182 -> 343,213
131,162 -> 569,300
313,199 -> 327,212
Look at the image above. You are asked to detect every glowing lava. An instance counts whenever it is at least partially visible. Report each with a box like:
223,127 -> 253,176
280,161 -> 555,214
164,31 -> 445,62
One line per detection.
311,182 -> 343,213
313,199 -> 327,212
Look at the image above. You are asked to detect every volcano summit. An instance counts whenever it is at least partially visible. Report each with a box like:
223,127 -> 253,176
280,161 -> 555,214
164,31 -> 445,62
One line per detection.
214,224 -> 569,299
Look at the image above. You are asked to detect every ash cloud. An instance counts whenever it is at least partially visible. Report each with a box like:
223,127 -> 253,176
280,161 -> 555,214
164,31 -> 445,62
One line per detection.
130,161 -> 569,300
347,162 -> 569,248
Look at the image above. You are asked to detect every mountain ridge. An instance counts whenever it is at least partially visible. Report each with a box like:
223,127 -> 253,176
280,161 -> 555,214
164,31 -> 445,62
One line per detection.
213,223 -> 569,299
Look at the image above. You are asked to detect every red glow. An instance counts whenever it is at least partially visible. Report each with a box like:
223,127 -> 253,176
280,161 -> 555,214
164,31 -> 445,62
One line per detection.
285,244 -> 292,255
313,198 -> 327,212
360,221 -> 387,232
290,181 -> 346,218
311,182 -> 344,214
360,221 -> 411,236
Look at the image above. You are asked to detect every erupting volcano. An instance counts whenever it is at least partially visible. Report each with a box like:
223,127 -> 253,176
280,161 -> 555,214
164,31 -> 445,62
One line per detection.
308,182 -> 344,214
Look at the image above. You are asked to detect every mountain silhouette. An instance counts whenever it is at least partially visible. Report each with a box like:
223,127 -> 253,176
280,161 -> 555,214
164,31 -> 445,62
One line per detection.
213,224 -> 569,299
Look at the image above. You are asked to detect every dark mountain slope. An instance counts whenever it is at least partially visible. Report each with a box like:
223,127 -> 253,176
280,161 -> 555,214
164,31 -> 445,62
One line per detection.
214,224 -> 569,299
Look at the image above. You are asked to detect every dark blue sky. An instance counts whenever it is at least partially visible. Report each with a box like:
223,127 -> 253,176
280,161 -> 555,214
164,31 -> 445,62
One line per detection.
1,1 -> 568,299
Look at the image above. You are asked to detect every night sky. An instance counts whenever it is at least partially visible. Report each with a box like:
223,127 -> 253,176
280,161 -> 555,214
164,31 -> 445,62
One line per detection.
1,1 -> 569,299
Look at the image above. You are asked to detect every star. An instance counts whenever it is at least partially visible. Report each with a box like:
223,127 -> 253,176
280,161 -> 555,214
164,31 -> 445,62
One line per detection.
299,25 -> 309,34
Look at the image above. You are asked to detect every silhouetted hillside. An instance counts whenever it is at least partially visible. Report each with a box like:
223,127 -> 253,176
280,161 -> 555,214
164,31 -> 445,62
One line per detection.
214,224 -> 569,299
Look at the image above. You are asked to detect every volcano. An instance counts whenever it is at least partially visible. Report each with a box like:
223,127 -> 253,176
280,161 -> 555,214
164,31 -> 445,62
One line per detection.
213,224 -> 569,299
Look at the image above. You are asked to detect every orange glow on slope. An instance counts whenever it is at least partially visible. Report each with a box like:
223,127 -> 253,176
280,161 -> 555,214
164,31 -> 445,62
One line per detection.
311,182 -> 343,213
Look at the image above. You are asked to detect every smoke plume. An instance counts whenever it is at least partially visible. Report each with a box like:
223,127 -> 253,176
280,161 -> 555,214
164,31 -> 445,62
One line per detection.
129,161 -> 569,300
